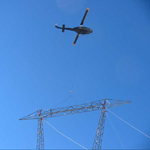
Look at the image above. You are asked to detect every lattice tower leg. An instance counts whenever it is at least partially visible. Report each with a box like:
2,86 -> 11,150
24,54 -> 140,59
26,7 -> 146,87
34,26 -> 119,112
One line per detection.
36,118 -> 44,150
92,109 -> 106,150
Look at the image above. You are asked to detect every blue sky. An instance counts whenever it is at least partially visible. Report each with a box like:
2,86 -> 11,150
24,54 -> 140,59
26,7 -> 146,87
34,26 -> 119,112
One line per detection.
0,0 -> 150,149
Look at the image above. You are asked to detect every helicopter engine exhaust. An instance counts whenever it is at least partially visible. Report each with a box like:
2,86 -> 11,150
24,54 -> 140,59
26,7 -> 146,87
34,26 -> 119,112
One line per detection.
62,24 -> 65,32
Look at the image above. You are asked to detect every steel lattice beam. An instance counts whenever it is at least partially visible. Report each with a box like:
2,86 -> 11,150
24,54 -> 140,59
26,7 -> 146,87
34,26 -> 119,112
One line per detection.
19,99 -> 131,150
19,99 -> 130,120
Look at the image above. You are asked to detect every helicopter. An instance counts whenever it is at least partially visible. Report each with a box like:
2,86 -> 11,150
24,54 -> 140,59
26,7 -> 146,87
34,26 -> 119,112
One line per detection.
55,8 -> 93,45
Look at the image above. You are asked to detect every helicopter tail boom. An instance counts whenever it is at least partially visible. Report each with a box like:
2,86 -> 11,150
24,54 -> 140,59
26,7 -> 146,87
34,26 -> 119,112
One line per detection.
55,24 -> 75,32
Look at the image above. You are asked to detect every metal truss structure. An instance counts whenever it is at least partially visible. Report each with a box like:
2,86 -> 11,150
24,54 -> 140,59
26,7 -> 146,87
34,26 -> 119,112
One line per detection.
36,110 -> 44,150
19,99 -> 131,150
36,118 -> 44,150
92,99 -> 106,150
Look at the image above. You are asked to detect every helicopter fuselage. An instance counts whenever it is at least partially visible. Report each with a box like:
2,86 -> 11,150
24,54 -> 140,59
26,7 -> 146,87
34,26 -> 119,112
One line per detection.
72,26 -> 93,34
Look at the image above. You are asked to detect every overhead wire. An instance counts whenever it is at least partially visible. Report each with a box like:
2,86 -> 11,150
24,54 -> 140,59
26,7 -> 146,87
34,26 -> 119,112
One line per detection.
50,45 -> 80,110
51,96 -> 71,109
108,109 -> 150,139
25,141 -> 36,149
0,122 -> 26,142
44,118 -> 88,150
70,45 -> 79,95
106,113 -> 125,149
71,96 -> 87,103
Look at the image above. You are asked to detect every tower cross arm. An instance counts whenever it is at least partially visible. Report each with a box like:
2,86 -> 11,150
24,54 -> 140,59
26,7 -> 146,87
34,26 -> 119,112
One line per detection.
19,99 -> 131,120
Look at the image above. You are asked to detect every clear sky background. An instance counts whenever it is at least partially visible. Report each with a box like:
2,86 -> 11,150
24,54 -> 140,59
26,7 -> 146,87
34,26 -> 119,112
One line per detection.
0,0 -> 150,149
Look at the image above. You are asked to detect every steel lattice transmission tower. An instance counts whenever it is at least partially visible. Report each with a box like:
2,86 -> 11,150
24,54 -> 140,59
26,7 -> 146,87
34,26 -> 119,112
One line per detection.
36,110 -> 44,150
92,99 -> 106,150
19,99 -> 130,150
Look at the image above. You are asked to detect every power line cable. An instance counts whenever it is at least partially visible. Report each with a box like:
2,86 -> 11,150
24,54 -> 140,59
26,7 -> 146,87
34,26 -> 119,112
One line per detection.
106,113 -> 125,149
0,122 -> 26,142
44,118 -> 88,150
108,109 -> 150,139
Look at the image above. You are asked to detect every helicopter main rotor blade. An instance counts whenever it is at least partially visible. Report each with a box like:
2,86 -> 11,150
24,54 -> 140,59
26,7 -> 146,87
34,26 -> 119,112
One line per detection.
73,34 -> 80,45
80,8 -> 89,26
